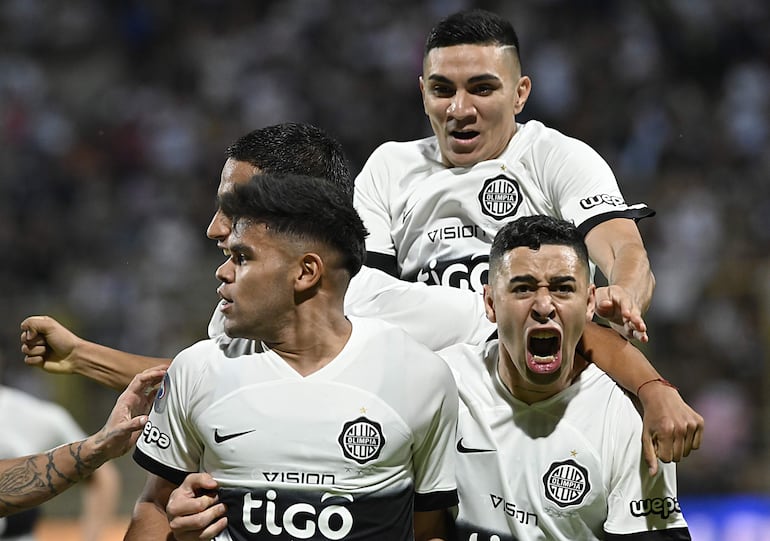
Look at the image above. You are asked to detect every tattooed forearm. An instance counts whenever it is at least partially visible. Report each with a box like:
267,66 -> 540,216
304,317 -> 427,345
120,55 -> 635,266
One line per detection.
46,448 -> 77,490
71,438 -> 107,472
0,439 -> 104,517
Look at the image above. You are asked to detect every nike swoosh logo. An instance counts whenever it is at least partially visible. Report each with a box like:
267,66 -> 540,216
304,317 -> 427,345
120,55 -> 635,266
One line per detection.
456,438 -> 495,454
214,428 -> 256,443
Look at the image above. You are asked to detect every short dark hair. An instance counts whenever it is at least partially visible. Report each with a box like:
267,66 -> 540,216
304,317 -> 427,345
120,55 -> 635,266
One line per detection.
220,173 -> 368,277
489,215 -> 589,276
225,123 -> 352,200
425,9 -> 521,63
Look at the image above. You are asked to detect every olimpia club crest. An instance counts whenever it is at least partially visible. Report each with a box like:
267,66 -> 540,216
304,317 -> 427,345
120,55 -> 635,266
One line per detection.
477,174 -> 523,220
338,416 -> 385,465
542,459 -> 591,508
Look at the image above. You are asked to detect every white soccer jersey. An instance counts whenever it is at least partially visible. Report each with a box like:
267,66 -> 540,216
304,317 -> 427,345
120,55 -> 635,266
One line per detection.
0,386 -> 87,541
207,265 -> 496,357
354,120 -> 654,291
0,386 -> 86,458
439,342 -> 690,540
136,316 -> 459,541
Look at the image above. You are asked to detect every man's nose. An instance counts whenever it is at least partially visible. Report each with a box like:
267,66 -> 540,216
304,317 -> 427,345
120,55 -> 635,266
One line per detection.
531,289 -> 556,323
447,91 -> 475,119
215,258 -> 233,283
207,210 -> 230,240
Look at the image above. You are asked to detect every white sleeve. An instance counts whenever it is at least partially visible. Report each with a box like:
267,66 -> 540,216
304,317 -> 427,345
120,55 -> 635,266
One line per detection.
408,355 -> 459,510
353,144 -> 397,257
134,346 -> 206,484
345,267 -> 496,350
537,136 -> 653,233
603,389 -> 689,536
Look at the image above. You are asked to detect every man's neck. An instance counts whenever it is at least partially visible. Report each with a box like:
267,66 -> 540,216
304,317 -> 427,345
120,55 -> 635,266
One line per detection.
265,314 -> 353,377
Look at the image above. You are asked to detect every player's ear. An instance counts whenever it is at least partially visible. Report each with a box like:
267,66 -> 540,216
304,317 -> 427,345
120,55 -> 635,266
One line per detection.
585,283 -> 596,321
295,253 -> 323,293
513,75 -> 531,114
419,76 -> 428,115
483,284 -> 497,323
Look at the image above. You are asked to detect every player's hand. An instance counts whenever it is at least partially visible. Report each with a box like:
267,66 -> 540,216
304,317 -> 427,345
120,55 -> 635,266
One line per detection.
20,315 -> 83,374
638,381 -> 703,476
93,365 -> 167,460
594,286 -> 648,343
167,473 -> 227,541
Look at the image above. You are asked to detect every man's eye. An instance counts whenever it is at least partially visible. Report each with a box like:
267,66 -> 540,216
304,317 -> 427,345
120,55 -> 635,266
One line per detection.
552,285 -> 574,294
233,253 -> 247,265
473,85 -> 494,95
512,285 -> 533,294
432,85 -> 454,97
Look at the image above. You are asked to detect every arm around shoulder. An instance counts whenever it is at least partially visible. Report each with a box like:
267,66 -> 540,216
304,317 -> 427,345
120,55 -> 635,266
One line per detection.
579,322 -> 703,474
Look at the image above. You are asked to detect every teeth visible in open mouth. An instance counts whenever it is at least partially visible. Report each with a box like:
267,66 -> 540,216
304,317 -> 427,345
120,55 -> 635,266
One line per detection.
529,331 -> 560,357
222,248 -> 231,256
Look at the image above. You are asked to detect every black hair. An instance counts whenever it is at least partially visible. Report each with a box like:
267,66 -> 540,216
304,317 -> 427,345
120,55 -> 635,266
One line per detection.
424,8 -> 521,65
220,173 -> 368,277
490,215 -> 589,275
225,123 -> 352,201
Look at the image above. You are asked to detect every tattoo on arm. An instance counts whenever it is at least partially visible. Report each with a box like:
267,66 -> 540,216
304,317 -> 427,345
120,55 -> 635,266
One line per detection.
0,440 -> 102,514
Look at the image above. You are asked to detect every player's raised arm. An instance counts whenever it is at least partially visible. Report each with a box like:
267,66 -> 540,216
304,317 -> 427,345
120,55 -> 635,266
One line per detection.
579,321 -> 703,474
21,315 -> 170,390
584,218 -> 655,342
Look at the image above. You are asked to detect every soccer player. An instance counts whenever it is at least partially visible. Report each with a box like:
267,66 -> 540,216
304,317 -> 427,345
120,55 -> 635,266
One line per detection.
0,366 -> 165,519
442,215 -> 690,539
354,9 -> 654,342
165,215 -> 693,540
21,124 -> 700,471
124,174 -> 459,540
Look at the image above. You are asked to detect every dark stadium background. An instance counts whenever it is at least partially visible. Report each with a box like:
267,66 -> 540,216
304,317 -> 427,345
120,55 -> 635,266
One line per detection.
1,1 -> 768,539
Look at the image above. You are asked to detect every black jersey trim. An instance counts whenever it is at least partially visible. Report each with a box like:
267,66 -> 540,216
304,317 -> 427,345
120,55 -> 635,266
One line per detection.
132,447 -> 190,486
577,207 -> 656,237
414,489 -> 459,512
364,251 -> 399,277
605,527 -> 691,540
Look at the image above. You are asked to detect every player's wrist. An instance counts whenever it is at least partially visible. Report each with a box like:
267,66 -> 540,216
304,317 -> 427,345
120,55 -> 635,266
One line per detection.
66,335 -> 94,374
72,436 -> 110,474
636,377 -> 678,400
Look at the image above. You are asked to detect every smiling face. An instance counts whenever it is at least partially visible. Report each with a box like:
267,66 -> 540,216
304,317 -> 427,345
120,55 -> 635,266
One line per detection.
484,244 -> 595,403
420,43 -> 531,168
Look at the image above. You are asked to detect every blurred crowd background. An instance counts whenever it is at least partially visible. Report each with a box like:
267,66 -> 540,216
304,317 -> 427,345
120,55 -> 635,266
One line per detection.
1,0 -> 768,517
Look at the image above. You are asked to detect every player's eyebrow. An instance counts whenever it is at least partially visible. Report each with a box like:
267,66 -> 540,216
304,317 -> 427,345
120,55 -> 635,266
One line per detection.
226,241 -> 251,256
509,275 -> 576,286
426,73 -> 501,85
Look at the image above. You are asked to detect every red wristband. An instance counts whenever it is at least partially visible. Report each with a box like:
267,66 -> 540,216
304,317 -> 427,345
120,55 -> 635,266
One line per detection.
636,377 -> 678,396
